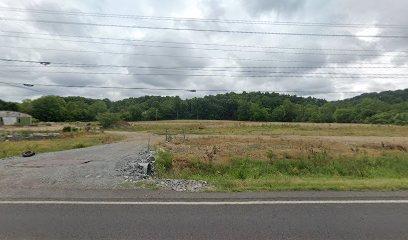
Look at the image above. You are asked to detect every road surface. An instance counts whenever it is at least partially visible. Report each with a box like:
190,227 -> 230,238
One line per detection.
0,198 -> 407,240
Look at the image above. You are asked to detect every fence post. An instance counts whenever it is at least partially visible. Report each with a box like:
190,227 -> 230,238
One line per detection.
165,128 -> 168,142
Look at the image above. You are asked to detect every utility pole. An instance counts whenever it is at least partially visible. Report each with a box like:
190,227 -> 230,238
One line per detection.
151,101 -> 159,121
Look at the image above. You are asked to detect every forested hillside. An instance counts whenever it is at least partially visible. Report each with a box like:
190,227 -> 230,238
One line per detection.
1,89 -> 407,124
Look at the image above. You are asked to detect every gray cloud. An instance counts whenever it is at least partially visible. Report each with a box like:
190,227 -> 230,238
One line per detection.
0,0 -> 407,102
243,0 -> 305,17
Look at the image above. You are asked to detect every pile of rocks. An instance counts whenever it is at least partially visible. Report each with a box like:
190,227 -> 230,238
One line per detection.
117,149 -> 214,192
154,179 -> 214,192
118,150 -> 156,182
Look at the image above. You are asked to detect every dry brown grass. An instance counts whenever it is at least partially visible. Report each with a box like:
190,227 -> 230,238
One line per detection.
0,132 -> 123,159
160,135 -> 408,166
151,121 -> 408,191
127,120 -> 408,137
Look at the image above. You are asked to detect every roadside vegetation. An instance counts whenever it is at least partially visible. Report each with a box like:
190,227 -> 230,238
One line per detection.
156,148 -> 408,191
154,125 -> 408,191
0,132 -> 123,159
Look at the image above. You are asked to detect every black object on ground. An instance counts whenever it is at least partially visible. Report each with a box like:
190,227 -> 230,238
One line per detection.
22,151 -> 35,158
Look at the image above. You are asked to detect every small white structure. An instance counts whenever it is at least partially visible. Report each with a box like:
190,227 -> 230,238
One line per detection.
0,111 -> 32,126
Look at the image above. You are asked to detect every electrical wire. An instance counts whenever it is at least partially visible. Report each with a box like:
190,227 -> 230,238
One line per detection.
0,81 -> 369,94
1,30 -> 406,54
0,45 -> 400,65
1,33 -> 407,58
3,17 -> 408,38
2,69 -> 408,78
0,58 -> 50,65
0,6 -> 407,29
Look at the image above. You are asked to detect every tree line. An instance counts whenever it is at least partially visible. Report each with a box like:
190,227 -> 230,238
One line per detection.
1,89 -> 407,125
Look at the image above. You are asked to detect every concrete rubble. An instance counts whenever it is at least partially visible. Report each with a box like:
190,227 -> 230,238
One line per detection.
116,150 -> 214,192
117,150 -> 156,182
0,133 -> 61,141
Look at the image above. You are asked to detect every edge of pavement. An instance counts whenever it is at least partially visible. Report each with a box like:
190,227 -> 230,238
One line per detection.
0,188 -> 408,202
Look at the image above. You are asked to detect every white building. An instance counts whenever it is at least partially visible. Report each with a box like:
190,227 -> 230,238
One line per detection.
0,111 -> 33,126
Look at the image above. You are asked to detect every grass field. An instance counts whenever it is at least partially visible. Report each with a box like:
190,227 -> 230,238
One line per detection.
0,133 -> 123,159
144,120 -> 408,191
124,120 -> 408,137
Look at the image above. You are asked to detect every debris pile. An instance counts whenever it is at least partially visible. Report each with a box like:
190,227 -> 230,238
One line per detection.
117,150 -> 214,192
118,150 -> 156,182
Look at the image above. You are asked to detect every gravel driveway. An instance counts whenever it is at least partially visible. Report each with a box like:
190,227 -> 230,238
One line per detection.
0,138 -> 148,190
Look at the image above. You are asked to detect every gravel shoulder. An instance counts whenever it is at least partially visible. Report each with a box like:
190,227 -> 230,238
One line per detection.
0,132 -> 149,191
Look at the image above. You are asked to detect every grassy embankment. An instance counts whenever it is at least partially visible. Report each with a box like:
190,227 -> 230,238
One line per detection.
131,120 -> 408,191
0,132 -> 123,159
156,150 -> 408,191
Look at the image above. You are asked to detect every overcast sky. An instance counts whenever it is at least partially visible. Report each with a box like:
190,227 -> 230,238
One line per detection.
0,0 -> 408,102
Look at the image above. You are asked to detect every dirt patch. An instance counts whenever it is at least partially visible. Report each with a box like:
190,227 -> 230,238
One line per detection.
106,131 -> 162,145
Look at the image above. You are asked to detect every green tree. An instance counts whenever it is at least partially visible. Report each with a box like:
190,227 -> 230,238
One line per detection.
355,98 -> 388,121
31,96 -> 67,122
334,108 -> 356,123
237,101 -> 251,121
88,100 -> 108,120
249,103 -> 269,121
271,99 -> 299,122
318,103 -> 336,122
18,99 -> 33,114
142,108 -> 158,121
0,99 -> 18,111
65,100 -> 90,121
128,105 -> 143,121
96,112 -> 120,128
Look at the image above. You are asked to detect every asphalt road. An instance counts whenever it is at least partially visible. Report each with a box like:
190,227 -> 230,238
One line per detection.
0,201 -> 407,240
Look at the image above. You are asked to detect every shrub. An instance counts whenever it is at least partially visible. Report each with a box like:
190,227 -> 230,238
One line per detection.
266,149 -> 275,163
62,126 -> 72,132
73,143 -> 86,149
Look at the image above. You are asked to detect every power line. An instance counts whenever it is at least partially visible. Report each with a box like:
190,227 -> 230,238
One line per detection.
0,58 -> 50,65
1,58 -> 408,70
0,81 -> 369,94
0,81 -> 203,92
0,45 -> 401,65
0,6 -> 407,29
0,81 -> 46,94
2,33 -> 407,58
3,17 -> 408,38
4,63 -> 408,71
3,69 -> 408,78
1,30 -> 397,53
